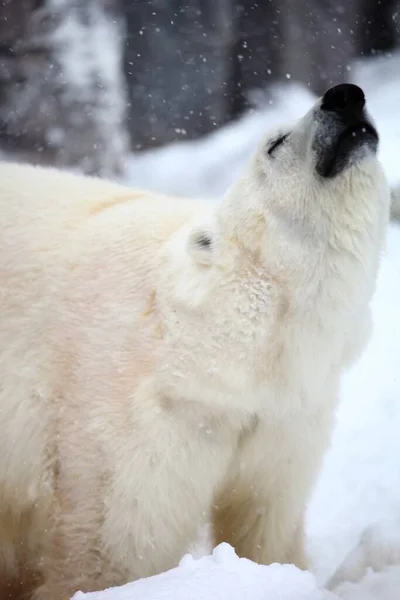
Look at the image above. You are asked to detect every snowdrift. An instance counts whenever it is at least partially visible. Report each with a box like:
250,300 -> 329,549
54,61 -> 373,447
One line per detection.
71,537 -> 400,600
71,543 -> 335,600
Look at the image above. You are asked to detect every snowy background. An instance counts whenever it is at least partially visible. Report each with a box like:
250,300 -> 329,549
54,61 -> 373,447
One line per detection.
2,1 -> 400,599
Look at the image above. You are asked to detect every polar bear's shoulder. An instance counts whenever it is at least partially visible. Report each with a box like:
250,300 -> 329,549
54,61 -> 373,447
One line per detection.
0,161 -> 203,229
0,161 -> 144,214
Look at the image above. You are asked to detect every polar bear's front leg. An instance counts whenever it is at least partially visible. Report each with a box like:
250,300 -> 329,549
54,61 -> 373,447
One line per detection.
212,412 -> 333,570
213,483 -> 308,569
31,484 -> 114,600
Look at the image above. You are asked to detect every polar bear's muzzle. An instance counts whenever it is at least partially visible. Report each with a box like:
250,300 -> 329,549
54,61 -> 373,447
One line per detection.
313,83 -> 378,179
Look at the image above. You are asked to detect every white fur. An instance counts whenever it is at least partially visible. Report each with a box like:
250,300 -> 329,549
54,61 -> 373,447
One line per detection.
0,96 -> 390,600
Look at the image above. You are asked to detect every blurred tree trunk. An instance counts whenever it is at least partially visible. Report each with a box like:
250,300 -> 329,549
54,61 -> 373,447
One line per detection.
0,0 -> 128,177
230,1 -> 283,112
123,0 -> 236,150
358,0 -> 399,55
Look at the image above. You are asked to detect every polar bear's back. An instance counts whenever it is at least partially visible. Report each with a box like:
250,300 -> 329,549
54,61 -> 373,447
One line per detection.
0,161 -> 128,224
0,162 -> 163,260
0,161 -> 200,280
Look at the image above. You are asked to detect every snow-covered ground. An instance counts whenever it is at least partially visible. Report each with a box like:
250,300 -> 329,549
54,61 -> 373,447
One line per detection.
77,53 -> 400,598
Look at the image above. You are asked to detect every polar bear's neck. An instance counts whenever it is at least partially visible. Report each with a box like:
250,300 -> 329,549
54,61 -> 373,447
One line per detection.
216,164 -> 389,318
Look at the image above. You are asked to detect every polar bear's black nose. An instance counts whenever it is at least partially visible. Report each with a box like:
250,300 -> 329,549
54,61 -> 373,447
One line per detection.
321,84 -> 365,114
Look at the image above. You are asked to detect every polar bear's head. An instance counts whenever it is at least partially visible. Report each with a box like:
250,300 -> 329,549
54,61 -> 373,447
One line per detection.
260,82 -> 379,181
188,83 -> 389,269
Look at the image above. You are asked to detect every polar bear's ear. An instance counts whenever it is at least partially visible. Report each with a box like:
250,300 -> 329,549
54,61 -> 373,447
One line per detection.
187,226 -> 214,266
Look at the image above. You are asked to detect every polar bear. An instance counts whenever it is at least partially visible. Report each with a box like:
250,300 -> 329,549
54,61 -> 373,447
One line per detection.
0,84 -> 390,600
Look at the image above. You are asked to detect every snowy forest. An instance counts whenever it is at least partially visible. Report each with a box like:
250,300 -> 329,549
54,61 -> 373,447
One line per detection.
1,0 -> 399,178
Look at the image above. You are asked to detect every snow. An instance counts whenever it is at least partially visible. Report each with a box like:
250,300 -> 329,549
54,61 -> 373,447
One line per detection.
76,53 -> 400,599
72,544 -> 335,600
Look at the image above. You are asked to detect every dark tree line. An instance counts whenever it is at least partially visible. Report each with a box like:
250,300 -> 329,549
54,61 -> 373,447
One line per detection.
0,0 -> 398,176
